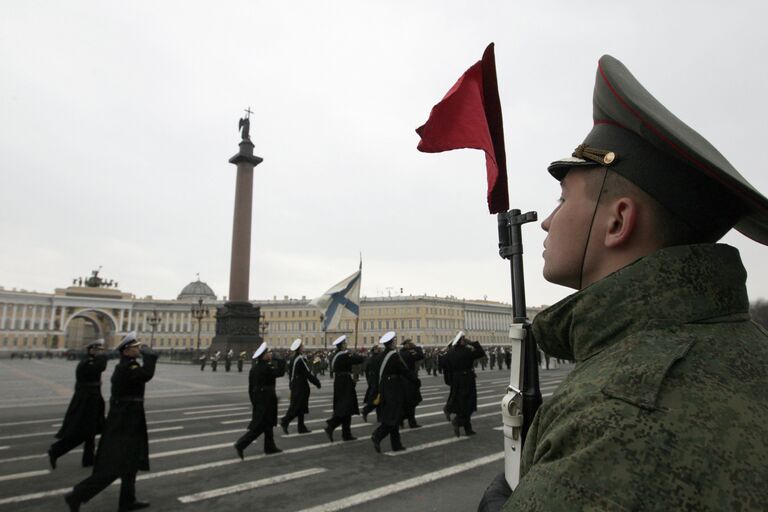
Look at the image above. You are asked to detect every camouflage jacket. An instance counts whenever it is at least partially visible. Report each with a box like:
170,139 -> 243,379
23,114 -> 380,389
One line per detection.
504,244 -> 768,511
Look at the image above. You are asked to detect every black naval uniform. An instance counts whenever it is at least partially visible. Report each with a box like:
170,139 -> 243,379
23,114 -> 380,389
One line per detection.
280,353 -> 321,434
49,352 -> 107,468
361,350 -> 380,421
235,357 -> 286,455
237,352 -> 246,373
439,347 -> 454,421
68,348 -> 158,509
371,346 -> 414,452
445,340 -> 485,436
324,349 -> 365,441
211,352 -> 219,372
399,344 -> 424,428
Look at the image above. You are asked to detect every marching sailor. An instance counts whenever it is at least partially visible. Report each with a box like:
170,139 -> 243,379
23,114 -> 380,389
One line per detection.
370,331 -> 414,453
65,332 -> 158,512
280,338 -> 321,434
234,343 -> 286,459
323,335 -> 365,442
444,331 -> 485,437
49,339 -> 107,469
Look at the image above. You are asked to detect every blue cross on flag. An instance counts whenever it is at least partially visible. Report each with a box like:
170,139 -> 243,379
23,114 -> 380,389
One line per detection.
309,268 -> 362,331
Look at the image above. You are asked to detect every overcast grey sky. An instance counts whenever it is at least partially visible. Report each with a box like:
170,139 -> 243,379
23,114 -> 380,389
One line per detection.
2,1 -> 766,308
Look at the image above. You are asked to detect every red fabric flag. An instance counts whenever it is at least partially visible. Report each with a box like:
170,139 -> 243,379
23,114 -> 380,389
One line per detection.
416,43 -> 509,214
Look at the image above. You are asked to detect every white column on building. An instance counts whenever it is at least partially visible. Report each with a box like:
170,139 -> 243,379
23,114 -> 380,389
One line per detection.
19,304 -> 28,331
141,312 -> 147,332
11,304 -> 18,330
118,309 -> 125,332
30,305 -> 38,331
49,305 -> 56,331
0,303 -> 7,329
127,308 -> 133,332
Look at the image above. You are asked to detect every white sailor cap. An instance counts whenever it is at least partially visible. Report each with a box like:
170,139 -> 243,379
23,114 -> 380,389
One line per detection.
290,338 -> 303,352
116,331 -> 140,351
332,335 -> 347,346
451,331 -> 466,346
86,338 -> 105,349
252,343 -> 268,359
379,331 -> 396,345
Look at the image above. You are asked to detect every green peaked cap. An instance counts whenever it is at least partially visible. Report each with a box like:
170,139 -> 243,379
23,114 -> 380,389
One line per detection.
549,55 -> 768,245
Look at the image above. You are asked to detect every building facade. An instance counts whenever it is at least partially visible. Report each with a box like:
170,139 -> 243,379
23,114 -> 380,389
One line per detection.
0,275 -> 543,354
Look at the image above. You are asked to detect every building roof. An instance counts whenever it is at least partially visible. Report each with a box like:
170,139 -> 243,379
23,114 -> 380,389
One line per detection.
177,279 -> 216,301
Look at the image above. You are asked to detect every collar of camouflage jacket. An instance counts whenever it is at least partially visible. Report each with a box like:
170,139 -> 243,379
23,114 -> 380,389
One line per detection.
532,243 -> 750,361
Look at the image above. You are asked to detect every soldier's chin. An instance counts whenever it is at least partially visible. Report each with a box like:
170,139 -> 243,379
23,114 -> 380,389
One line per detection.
542,266 -> 579,290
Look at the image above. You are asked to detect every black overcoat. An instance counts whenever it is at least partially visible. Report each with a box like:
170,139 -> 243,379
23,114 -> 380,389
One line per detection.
373,348 -> 414,426
330,350 -> 364,417
444,341 -> 485,417
285,354 -> 320,417
362,352 -> 379,407
94,351 -> 158,474
56,354 -> 107,440
399,346 -> 424,409
247,358 -> 286,430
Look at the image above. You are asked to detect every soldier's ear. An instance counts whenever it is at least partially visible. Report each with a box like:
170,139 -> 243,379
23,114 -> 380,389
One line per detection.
603,196 -> 638,249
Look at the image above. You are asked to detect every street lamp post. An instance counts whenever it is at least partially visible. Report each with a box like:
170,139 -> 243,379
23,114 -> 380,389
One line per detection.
192,298 -> 210,359
259,313 -> 269,343
319,313 -> 327,349
147,309 -> 162,346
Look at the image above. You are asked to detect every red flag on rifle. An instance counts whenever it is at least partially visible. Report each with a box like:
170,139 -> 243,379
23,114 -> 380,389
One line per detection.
416,43 -> 509,214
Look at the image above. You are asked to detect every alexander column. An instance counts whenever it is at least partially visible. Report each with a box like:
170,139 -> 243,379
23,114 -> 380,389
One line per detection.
211,108 -> 263,356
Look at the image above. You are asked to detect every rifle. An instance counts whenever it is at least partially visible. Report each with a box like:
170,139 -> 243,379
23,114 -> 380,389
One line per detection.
497,209 -> 543,488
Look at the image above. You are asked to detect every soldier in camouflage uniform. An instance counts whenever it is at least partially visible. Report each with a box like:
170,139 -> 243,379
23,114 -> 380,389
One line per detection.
480,55 -> 768,511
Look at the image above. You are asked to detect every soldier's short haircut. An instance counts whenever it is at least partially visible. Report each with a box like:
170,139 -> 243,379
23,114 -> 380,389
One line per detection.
591,169 -> 718,247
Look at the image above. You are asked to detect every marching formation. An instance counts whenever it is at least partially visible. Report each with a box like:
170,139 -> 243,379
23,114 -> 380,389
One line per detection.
234,330 -> 487,456
49,329 -> 488,511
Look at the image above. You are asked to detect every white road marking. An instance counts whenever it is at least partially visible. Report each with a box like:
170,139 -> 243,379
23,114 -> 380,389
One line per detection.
147,426 -> 184,434
0,487 -> 70,505
0,440 -> 337,505
293,452 -> 504,512
0,454 -> 46,464
0,431 -> 55,441
183,406 -> 249,415
0,445 -> 8,450
0,469 -> 49,482
0,418 -> 60,428
177,467 -> 327,503
150,428 -> 243,444
384,436 -> 467,456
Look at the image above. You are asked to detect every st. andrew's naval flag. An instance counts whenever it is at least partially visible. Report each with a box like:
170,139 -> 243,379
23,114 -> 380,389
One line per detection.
309,267 -> 361,331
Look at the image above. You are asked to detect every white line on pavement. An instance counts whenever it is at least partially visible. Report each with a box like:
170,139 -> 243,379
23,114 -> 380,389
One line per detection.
147,426 -> 184,434
0,418 -> 60,428
150,429 -> 243,444
0,431 -> 55,441
177,468 -> 327,503
0,445 -> 8,450
293,452 -> 504,512
0,469 -> 50,482
0,487 -> 70,506
0,442 -> 336,505
384,436 -> 467,456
